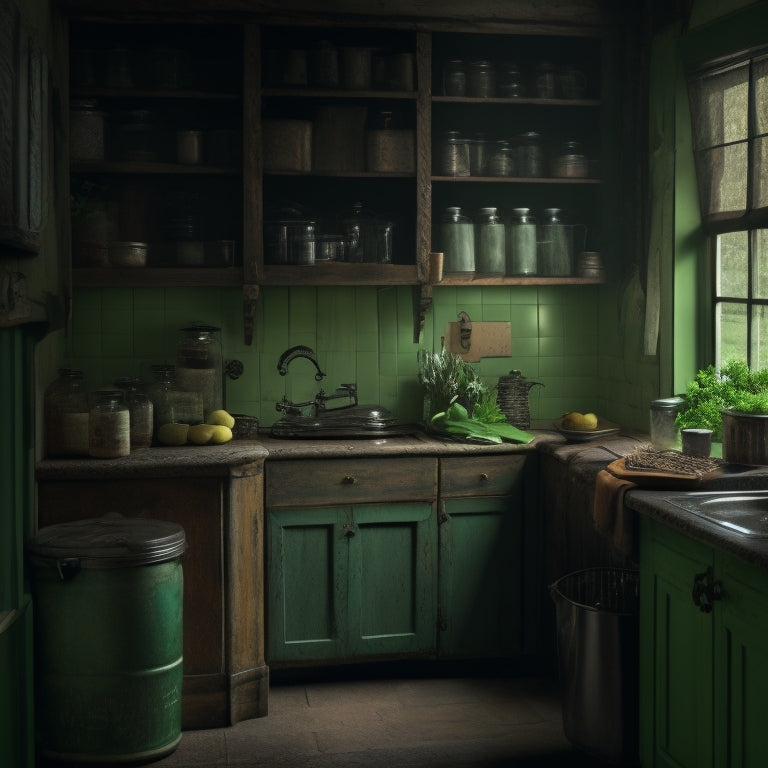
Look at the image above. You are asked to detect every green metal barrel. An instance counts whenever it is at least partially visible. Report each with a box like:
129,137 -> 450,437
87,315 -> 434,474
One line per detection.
27,514 -> 186,764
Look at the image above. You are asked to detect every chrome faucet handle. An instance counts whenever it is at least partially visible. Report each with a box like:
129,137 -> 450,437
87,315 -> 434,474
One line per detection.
276,345 -> 326,381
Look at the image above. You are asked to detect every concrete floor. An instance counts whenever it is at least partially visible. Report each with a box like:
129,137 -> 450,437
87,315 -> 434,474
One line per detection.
149,666 -> 616,768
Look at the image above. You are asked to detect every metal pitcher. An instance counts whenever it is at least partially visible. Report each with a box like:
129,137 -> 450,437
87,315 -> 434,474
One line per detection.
496,370 -> 543,429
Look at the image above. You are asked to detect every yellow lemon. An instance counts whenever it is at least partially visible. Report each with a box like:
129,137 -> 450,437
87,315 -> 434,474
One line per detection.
157,423 -> 189,446
208,409 -> 236,428
188,424 -> 216,445
209,425 -> 233,445
582,413 -> 599,430
562,412 -> 583,429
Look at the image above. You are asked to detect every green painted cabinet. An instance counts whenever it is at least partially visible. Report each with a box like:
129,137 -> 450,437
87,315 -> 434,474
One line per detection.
265,458 -> 438,665
640,517 -> 768,768
438,454 -> 537,659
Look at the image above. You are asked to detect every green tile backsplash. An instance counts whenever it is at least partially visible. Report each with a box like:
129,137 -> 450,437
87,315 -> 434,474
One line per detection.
66,283 -> 606,427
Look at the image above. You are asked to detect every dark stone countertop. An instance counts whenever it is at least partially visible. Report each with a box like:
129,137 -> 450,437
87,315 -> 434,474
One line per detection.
625,488 -> 768,571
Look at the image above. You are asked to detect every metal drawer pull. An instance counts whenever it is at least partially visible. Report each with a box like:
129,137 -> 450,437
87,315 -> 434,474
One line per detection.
479,473 -> 489,481
692,566 -> 721,613
342,475 -> 357,485
343,524 -> 356,538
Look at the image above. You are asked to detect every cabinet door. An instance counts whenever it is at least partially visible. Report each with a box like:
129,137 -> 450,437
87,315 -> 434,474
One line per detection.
438,496 -> 523,658
640,519 -> 714,768
347,502 -> 437,657
267,506 -> 348,663
714,552 -> 768,768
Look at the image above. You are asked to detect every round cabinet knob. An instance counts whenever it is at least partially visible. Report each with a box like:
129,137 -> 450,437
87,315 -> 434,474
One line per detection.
479,472 -> 489,481
342,475 -> 357,485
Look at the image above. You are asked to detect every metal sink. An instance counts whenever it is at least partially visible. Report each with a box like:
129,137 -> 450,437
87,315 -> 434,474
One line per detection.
667,491 -> 768,537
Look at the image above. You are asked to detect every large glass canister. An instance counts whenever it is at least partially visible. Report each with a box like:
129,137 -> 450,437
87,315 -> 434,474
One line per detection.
516,131 -> 545,178
174,325 -> 223,421
44,369 -> 90,457
441,207 -> 475,274
537,208 -> 574,276
89,389 -> 131,459
146,364 -> 203,431
650,397 -> 684,449
475,207 -> 506,275
443,59 -> 467,96
486,140 -> 514,177
468,59 -> 496,97
506,208 -> 538,276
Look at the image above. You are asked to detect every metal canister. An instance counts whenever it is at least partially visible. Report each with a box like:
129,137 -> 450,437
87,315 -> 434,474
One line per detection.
27,515 -> 186,763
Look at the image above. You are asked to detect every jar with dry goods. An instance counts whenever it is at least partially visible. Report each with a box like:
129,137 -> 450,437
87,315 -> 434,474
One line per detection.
475,207 -> 505,275
506,208 -> 537,275
44,369 -> 90,457
174,325 -> 223,421
114,377 -> 153,450
441,207 -> 475,274
516,132 -> 544,178
487,140 -> 514,177
440,131 -> 470,177
552,140 -> 589,178
498,64 -> 525,98
89,390 -> 130,459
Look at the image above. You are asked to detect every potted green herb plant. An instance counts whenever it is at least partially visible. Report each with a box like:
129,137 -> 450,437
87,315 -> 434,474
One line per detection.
677,360 -> 768,464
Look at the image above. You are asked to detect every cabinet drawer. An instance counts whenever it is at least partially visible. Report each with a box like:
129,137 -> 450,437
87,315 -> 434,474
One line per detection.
439,455 -> 526,498
266,457 -> 437,507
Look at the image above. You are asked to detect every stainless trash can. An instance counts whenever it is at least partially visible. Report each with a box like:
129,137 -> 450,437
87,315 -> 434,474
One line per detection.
27,513 -> 186,764
549,567 -> 639,766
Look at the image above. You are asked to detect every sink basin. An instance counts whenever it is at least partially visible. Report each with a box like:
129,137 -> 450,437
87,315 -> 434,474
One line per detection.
667,491 -> 768,537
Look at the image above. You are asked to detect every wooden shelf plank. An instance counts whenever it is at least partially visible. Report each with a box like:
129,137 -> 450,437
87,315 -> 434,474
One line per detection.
73,267 -> 244,287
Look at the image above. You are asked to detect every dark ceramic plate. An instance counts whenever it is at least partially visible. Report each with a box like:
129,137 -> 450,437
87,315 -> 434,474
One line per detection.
553,416 -> 620,442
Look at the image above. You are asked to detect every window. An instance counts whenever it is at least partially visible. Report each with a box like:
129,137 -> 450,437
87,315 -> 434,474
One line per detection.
688,50 -> 768,367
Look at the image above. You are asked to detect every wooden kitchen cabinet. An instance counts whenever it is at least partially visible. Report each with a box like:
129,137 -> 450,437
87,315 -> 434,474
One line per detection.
639,518 -> 768,768
36,465 -> 267,730
438,454 -> 539,659
265,457 -> 438,665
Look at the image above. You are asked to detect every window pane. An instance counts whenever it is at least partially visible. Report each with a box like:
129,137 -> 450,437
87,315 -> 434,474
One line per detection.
716,301 -> 747,366
689,63 -> 749,148
755,55 -> 768,136
752,304 -> 768,369
718,231 -> 748,297
753,136 -> 768,209
697,142 -> 748,218
755,229 -> 768,297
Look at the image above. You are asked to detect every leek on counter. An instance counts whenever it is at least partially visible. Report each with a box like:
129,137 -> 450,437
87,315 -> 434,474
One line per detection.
430,401 -> 534,444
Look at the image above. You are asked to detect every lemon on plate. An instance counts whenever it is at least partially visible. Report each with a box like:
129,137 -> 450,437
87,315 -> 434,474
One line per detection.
157,423 -> 190,446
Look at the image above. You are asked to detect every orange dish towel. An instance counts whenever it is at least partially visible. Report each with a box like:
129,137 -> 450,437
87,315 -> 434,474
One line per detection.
593,469 -> 637,559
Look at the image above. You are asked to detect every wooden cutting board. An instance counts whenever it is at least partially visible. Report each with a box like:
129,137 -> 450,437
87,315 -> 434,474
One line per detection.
444,321 -> 511,362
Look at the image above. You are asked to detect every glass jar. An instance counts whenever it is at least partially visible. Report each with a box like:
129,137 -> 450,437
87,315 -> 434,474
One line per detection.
440,131 -> 470,177
468,60 -> 496,98
475,207 -> 506,276
443,59 -> 467,96
535,60 -> 557,99
552,140 -> 589,178
506,208 -> 537,276
469,134 -> 488,176
89,390 -> 130,459
650,397 -> 684,449
146,364 -> 203,430
343,202 -> 375,262
516,132 -> 544,178
498,63 -> 525,98
486,140 -> 514,177
114,377 -> 153,450
441,207 -> 475,274
537,208 -> 573,277
69,100 -> 105,162
174,325 -> 223,422
44,369 -> 90,457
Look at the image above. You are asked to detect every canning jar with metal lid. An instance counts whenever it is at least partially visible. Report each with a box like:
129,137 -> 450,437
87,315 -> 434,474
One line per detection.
443,59 -> 467,96
486,140 -> 514,177
552,140 -> 589,178
516,132 -> 544,178
468,60 -> 496,98
89,390 -> 131,459
650,397 -> 684,449
440,132 -> 470,177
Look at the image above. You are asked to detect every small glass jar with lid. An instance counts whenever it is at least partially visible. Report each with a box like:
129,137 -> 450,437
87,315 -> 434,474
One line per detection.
89,389 -> 131,459
486,140 -> 515,177
44,368 -> 90,457
443,59 -> 467,96
114,377 -> 153,450
498,63 -> 525,98
440,131 -> 470,177
146,364 -> 203,430
552,140 -> 589,178
650,397 -> 684,449
468,60 -> 496,98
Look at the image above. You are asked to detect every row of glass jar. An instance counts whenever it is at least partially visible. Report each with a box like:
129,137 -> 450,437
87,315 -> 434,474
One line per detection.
439,206 -> 582,277
441,59 -> 588,100
439,130 -> 589,179
44,327 -> 225,458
